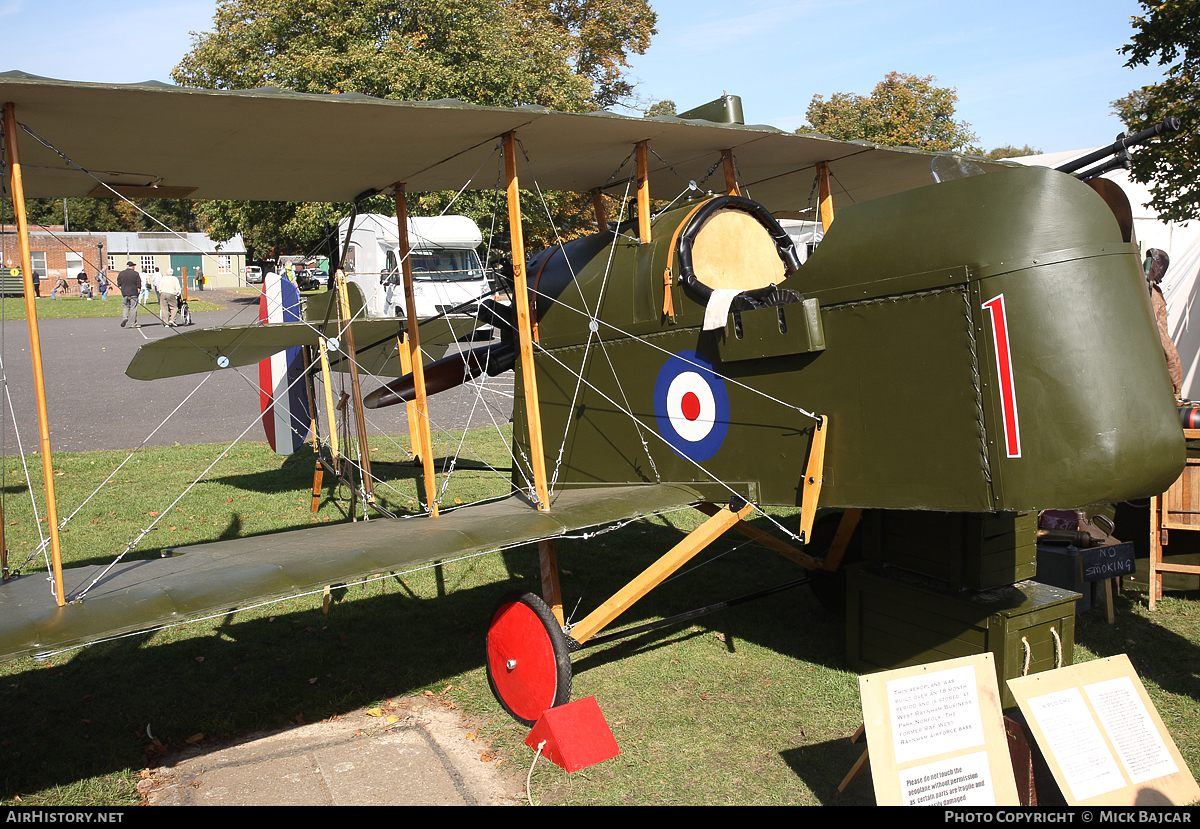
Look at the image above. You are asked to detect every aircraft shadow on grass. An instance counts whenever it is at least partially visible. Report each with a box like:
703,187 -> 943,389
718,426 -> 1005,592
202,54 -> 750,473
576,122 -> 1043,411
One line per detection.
0,514 -> 853,801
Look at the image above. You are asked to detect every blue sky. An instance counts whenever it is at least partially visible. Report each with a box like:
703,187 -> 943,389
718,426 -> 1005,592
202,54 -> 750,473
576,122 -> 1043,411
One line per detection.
2,0 -> 1168,153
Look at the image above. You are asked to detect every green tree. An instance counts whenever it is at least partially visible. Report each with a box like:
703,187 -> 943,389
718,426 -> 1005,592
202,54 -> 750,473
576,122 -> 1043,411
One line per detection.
798,72 -> 980,154
644,99 -> 676,118
1114,0 -> 1200,223
1,197 -> 197,234
985,144 -> 1041,160
172,0 -> 657,258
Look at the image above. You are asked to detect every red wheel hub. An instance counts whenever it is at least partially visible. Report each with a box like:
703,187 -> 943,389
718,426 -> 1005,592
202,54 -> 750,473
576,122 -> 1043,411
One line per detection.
487,600 -> 559,724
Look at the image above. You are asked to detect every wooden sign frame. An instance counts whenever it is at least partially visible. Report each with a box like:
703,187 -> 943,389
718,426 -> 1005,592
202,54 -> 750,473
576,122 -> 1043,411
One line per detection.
859,653 -> 1019,806
1007,654 -> 1199,806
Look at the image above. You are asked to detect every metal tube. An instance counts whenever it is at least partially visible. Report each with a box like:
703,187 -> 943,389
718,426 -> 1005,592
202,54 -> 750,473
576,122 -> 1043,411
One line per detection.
1055,117 -> 1180,175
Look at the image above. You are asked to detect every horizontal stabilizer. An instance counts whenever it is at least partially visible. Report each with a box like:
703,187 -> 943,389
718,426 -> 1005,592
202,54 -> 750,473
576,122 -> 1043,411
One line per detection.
125,317 -> 466,381
0,484 -> 700,663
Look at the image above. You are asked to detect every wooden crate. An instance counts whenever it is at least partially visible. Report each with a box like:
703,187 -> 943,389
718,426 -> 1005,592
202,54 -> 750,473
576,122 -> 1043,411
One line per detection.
1149,429 -> 1200,609
861,509 -> 1037,590
847,562 -> 1079,708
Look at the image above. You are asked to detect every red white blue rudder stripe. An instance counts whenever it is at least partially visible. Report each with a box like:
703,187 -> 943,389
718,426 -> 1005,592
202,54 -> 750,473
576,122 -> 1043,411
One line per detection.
259,274 -> 310,455
654,351 -> 730,462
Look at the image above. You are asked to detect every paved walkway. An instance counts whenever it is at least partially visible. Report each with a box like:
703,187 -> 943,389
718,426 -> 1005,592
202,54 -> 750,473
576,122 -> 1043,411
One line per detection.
141,695 -> 526,806
0,288 -> 513,453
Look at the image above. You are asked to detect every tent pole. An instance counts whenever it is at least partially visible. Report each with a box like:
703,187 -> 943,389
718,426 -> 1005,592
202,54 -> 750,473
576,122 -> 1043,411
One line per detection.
393,184 -> 438,517
3,102 -> 65,605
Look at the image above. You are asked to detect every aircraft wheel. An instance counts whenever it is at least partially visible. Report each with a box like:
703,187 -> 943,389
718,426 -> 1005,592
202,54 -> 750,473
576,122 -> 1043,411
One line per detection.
485,591 -> 572,726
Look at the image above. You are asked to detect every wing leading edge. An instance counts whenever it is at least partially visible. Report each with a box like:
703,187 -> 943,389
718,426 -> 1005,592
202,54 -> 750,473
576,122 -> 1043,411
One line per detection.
0,483 -> 701,662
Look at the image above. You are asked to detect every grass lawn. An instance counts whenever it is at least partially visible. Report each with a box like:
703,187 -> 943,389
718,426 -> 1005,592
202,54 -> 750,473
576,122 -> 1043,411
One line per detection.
0,431 -> 1196,805
0,296 -> 224,320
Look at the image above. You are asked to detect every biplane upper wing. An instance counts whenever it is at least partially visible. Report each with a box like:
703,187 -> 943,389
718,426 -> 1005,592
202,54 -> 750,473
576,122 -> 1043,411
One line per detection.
0,483 -> 701,662
0,70 -> 1011,211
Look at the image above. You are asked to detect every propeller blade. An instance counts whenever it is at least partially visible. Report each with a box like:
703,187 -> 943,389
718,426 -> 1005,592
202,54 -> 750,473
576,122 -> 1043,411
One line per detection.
364,342 -> 516,409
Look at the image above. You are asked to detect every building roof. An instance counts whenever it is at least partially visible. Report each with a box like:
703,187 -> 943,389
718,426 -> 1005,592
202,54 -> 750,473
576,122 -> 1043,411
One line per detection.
103,231 -> 246,255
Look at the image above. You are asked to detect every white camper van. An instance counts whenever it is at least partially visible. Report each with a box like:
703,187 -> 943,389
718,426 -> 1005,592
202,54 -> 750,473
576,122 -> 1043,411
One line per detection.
337,214 -> 493,320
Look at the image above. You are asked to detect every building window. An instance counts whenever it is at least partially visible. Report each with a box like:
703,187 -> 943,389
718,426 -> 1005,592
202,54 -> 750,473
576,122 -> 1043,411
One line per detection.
30,252 -> 47,275
107,255 -> 115,271
140,255 -> 154,273
218,255 -> 231,274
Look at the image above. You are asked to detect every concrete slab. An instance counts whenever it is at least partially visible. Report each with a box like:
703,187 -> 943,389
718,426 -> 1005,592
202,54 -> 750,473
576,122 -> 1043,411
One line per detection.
141,698 -> 524,806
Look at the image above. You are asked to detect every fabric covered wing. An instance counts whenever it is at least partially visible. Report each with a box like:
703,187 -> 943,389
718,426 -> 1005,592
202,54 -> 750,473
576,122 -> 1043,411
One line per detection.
0,484 -> 701,662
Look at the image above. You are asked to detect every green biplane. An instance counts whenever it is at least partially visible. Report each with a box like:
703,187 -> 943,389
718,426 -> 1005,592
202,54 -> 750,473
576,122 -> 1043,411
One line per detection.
0,72 -> 1183,726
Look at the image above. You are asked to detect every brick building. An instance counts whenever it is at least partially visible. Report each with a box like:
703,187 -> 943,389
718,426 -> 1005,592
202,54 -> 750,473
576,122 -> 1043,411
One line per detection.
0,225 -> 106,293
0,226 -> 247,294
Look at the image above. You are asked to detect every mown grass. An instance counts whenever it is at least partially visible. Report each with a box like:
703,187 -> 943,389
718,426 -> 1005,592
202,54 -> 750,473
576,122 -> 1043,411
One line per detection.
0,431 -> 1196,806
0,296 -> 224,320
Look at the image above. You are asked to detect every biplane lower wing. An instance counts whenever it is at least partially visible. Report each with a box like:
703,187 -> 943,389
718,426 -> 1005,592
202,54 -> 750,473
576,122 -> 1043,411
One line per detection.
0,483 -> 700,662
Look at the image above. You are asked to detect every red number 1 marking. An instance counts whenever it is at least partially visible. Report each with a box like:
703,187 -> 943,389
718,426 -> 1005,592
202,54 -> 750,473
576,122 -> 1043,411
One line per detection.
982,294 -> 1021,459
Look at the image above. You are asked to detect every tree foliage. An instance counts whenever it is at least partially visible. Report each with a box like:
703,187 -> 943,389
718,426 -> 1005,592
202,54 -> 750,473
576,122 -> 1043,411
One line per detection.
797,72 -> 980,154
172,0 -> 657,258
0,197 -> 197,234
643,99 -> 676,118
985,144 -> 1042,161
1114,0 -> 1200,223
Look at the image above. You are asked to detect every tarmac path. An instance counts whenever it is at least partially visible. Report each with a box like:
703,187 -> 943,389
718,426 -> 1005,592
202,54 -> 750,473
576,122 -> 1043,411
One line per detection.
0,288 -> 514,454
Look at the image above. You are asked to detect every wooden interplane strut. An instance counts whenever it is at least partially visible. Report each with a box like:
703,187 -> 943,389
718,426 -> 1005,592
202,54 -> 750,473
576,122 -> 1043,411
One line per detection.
334,270 -> 375,509
636,140 -> 651,243
722,149 -> 740,196
3,101 -> 65,605
503,131 -> 551,511
394,184 -> 439,517
817,161 -> 835,231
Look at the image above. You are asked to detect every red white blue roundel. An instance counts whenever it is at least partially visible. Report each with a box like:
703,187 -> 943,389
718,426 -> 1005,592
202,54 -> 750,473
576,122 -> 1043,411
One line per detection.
654,351 -> 730,462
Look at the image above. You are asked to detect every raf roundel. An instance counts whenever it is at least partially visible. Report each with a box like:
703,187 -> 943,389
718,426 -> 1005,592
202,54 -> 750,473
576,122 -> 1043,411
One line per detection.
654,351 -> 730,462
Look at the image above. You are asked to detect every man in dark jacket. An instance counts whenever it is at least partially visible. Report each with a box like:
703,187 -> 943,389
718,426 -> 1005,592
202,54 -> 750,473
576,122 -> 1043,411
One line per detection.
117,262 -> 141,328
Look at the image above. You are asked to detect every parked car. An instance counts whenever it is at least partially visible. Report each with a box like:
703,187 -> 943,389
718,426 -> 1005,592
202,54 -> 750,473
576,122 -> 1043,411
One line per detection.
298,268 -> 330,290
245,265 -> 264,284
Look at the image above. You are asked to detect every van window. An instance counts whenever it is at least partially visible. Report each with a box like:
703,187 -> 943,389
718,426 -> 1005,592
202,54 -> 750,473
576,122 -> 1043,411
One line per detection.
410,249 -> 484,282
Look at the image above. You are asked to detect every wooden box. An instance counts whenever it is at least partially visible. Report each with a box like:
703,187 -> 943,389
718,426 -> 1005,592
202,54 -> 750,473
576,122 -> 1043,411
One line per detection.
861,509 -> 1037,590
847,562 -> 1079,708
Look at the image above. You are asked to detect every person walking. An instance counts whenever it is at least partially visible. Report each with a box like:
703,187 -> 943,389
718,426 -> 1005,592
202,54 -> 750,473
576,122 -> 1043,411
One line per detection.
31,270 -> 40,297
159,268 -> 181,326
137,268 -> 150,307
96,270 -> 109,300
117,261 -> 141,328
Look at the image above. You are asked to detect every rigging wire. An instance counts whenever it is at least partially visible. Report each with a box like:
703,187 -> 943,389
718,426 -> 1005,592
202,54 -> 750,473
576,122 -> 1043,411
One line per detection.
7,120 -> 817,619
